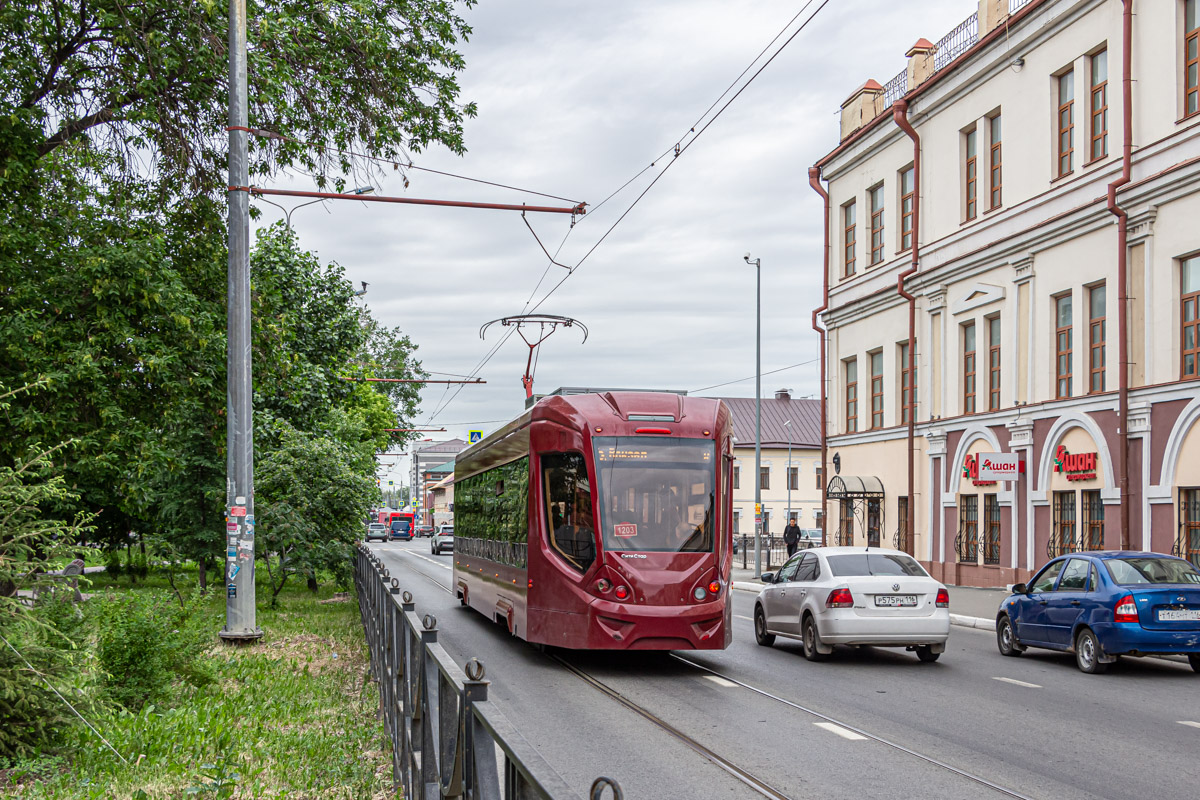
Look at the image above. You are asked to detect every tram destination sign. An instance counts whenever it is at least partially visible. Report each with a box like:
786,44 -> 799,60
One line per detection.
977,453 -> 1024,482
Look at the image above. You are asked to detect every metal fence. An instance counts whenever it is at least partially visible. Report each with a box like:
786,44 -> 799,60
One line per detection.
735,534 -> 822,573
354,545 -> 622,799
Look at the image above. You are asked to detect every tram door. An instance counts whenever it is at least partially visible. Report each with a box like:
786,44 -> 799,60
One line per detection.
867,499 -> 881,548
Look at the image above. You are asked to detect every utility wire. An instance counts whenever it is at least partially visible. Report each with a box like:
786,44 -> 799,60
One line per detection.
526,0 -> 831,315
690,357 -> 820,393
422,0 -> 830,422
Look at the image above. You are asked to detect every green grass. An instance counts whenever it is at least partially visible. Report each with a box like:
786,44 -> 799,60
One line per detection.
6,570 -> 392,799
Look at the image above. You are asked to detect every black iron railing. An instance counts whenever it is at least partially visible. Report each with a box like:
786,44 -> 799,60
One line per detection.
736,534 -> 791,573
354,546 -> 622,799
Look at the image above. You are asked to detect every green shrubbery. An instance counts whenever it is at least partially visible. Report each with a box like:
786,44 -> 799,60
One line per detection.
95,589 -> 214,711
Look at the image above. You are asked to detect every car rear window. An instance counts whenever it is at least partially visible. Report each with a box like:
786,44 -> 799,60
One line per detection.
827,553 -> 929,578
1104,557 -> 1200,585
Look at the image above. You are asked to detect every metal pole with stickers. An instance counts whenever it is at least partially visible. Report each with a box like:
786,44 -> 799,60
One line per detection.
220,0 -> 262,643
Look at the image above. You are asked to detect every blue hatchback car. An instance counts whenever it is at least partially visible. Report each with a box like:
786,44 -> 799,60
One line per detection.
996,551 -> 1200,674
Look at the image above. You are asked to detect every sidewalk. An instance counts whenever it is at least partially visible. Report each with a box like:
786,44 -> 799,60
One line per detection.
731,564 -> 1006,631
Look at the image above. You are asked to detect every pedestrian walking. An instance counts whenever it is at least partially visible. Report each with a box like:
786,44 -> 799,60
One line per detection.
783,518 -> 801,557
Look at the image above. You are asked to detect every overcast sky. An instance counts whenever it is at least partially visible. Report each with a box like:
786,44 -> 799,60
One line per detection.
250,0 -> 977,485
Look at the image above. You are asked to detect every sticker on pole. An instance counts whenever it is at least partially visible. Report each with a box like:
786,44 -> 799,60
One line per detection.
230,506 -> 247,517
614,523 -> 638,538
228,564 -> 240,581
226,522 -> 239,532
227,584 -> 237,598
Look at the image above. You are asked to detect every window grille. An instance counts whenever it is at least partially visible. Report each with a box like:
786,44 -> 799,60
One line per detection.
1050,490 -> 1077,559
838,500 -> 854,547
956,494 -> 979,563
1082,490 -> 1104,550
983,494 -> 1001,565
1174,488 -> 1200,568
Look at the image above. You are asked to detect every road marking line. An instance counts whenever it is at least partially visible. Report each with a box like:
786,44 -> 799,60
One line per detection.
814,722 -> 867,741
992,676 -> 1041,689
734,614 -> 754,622
703,675 -> 737,688
402,550 -> 452,570
1179,721 -> 1200,729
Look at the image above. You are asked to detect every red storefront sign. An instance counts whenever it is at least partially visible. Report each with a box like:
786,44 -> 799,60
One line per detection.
1053,446 -> 1098,482
962,454 -> 997,487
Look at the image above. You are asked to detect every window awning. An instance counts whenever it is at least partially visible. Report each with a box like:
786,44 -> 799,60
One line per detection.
826,475 -> 885,499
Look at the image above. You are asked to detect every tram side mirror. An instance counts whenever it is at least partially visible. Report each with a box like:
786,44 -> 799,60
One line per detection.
760,572 -> 775,584
1010,582 -> 1028,595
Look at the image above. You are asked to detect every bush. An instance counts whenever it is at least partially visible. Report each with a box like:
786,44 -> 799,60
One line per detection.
95,589 -> 214,711
103,550 -> 123,579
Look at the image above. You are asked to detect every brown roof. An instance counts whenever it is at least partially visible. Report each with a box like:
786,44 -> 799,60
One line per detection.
708,396 -> 821,448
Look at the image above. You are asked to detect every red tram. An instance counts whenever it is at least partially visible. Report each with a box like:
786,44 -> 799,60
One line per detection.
453,391 -> 733,650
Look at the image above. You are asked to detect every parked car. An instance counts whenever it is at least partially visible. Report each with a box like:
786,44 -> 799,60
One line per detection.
996,551 -> 1200,674
365,523 -> 389,542
432,524 -> 454,555
415,525 -> 436,538
754,546 -> 950,662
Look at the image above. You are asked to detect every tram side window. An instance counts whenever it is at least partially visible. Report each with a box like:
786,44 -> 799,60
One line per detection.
543,453 -> 596,572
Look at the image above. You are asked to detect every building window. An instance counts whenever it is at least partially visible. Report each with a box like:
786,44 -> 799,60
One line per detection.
870,350 -> 884,429
900,167 -> 915,251
1056,293 -> 1073,399
899,340 -> 916,425
956,494 -> 979,563
1089,50 -> 1108,161
988,316 -> 1001,412
896,495 -> 909,552
733,465 -> 740,490
733,509 -> 741,535
1179,487 -> 1200,568
1057,70 -> 1075,177
989,113 -> 1002,209
845,358 -> 858,433
1082,490 -> 1105,550
760,466 -> 770,491
843,200 -> 857,277
815,464 -> 823,491
869,185 -> 885,265
965,128 -> 978,221
1187,0 -> 1199,118
1183,256 -> 1200,378
1089,284 -> 1106,393
963,322 -> 977,415
787,466 -> 798,491
983,494 -> 1001,565
838,500 -> 854,546
1051,490 -> 1077,558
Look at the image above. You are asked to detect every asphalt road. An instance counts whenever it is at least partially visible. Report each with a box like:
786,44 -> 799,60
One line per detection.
366,539 -> 1199,799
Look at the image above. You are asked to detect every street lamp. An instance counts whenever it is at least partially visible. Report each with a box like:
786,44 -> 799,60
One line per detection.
743,253 -> 762,576
784,417 -> 792,531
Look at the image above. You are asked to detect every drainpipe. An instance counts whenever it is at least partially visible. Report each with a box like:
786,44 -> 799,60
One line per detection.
1107,0 -> 1133,551
893,100 -> 919,558
808,166 -> 830,547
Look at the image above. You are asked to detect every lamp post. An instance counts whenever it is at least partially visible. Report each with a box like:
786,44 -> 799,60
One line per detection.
785,418 -> 792,531
743,253 -> 762,576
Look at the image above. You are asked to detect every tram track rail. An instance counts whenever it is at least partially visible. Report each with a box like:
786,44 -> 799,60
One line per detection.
373,546 -> 1039,800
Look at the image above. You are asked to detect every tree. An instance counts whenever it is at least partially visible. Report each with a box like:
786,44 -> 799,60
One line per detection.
1,0 -> 478,194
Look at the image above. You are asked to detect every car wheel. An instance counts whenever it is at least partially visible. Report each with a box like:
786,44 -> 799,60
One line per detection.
996,615 -> 1025,657
753,606 -> 775,647
1188,654 -> 1200,674
802,614 -> 830,662
1075,628 -> 1108,674
915,645 -> 940,663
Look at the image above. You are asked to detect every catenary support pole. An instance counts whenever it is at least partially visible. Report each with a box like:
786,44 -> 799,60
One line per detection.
221,0 -> 262,643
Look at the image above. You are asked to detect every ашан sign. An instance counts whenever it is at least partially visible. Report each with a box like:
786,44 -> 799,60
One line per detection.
1053,446 -> 1098,482
976,453 -> 1023,482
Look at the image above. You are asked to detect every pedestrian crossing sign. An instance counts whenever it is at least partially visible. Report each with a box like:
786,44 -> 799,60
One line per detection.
468,430 -> 483,444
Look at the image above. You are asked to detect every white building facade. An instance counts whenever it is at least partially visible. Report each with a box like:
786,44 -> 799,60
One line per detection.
813,0 -> 1200,586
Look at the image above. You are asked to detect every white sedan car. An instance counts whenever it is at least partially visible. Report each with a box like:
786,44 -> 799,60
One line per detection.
753,547 -> 950,662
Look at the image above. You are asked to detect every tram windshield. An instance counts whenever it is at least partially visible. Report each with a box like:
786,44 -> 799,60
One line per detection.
593,437 -> 715,553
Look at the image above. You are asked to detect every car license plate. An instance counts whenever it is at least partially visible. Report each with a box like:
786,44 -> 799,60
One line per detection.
1157,609 -> 1200,622
874,595 -> 917,607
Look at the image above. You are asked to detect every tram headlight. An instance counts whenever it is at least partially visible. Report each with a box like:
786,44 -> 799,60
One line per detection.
707,580 -> 721,596
614,585 -> 630,601
692,586 -> 708,601
596,578 -> 612,593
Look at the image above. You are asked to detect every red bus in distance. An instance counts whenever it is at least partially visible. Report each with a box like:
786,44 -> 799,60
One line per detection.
453,391 -> 733,650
